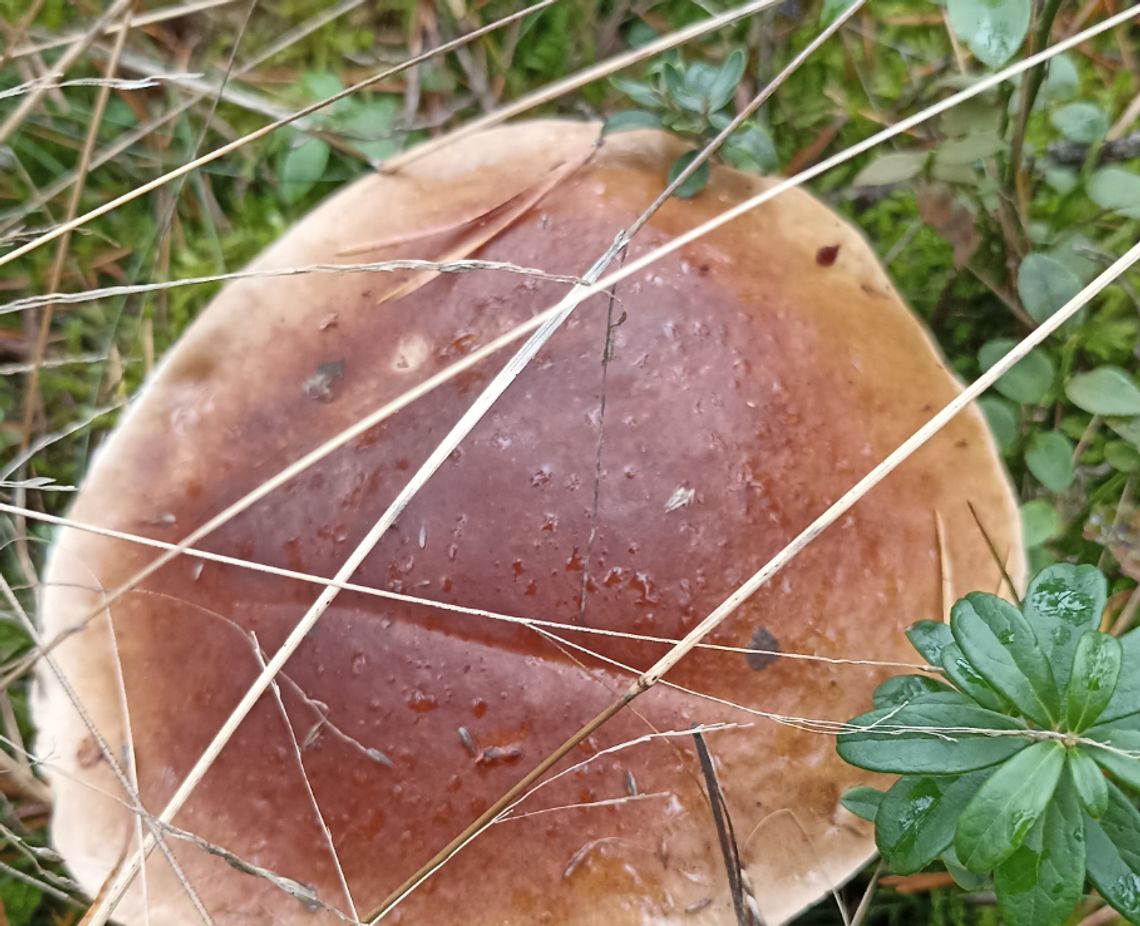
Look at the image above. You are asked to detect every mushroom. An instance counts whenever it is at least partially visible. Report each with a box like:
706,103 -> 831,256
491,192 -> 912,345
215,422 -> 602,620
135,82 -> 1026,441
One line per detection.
34,120 -> 1024,925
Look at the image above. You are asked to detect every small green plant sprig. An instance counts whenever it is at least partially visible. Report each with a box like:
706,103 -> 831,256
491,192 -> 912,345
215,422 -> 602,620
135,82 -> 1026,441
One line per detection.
837,564 -> 1140,926
603,44 -> 777,198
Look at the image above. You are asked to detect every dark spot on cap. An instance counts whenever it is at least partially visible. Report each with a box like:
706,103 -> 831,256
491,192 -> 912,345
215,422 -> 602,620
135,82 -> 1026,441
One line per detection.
816,244 -> 840,267
77,735 -> 104,769
746,626 -> 780,671
303,359 -> 346,402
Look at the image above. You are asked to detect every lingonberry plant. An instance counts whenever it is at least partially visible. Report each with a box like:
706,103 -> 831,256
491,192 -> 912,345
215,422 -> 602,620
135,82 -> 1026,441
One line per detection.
838,564 -> 1140,926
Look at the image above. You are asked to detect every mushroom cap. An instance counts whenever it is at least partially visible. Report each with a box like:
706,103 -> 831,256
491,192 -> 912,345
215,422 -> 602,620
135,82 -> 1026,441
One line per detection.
35,120 -> 1024,925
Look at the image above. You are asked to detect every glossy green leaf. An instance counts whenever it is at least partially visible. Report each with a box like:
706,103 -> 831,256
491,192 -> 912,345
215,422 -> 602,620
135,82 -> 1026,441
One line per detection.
947,0 -> 1031,68
837,694 -> 1029,774
943,641 -> 1011,712
907,620 -> 954,664
1095,628 -> 1140,725
877,772 -> 990,874
1106,441 -> 1140,473
1018,253 -> 1083,325
1070,748 -> 1109,817
943,846 -> 989,890
279,137 -> 330,203
1051,102 -> 1109,144
667,152 -> 711,199
1066,368 -> 1140,417
1023,564 -> 1107,693
1021,500 -> 1062,548
1085,729 -> 1140,792
873,674 -> 953,709
853,152 -> 927,187
952,593 -> 1060,727
707,50 -> 745,112
955,741 -> 1066,872
1084,781 -> 1140,923
979,338 -> 1054,404
1025,431 -> 1075,493
1067,632 -> 1123,732
994,767 -> 1085,926
840,786 -> 884,822
1088,167 -> 1140,219
980,395 -> 1018,451
602,110 -> 664,135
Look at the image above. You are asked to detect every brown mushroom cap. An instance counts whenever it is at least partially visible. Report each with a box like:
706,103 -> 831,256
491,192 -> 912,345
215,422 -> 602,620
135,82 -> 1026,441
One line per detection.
35,120 -> 1024,925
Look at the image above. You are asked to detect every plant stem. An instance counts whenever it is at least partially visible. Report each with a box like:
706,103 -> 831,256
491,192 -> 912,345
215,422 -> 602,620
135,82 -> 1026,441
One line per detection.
1007,0 -> 1065,194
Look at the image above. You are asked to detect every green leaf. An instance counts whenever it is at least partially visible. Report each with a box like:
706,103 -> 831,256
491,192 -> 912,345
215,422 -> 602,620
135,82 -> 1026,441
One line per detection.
907,619 -> 954,664
853,152 -> 927,187
1023,564 -> 1107,693
837,694 -> 1029,774
877,772 -> 991,874
1025,431 -> 1075,493
667,151 -> 710,199
1018,253 -> 1083,325
609,76 -> 660,109
1088,167 -> 1140,219
602,110 -> 664,135
1051,102 -> 1110,144
1067,368 -> 1140,417
943,641 -> 1012,712
979,338 -> 1055,404
980,396 -> 1018,451
840,786 -> 884,822
936,132 -> 1004,165
1070,748 -> 1109,817
1110,416 -> 1140,448
952,593 -> 1061,727
1041,54 -> 1079,102
821,0 -> 859,25
1067,632 -> 1123,732
279,136 -> 330,203
1021,500 -> 1062,548
994,766 -> 1085,926
955,741 -> 1066,872
723,124 -> 778,173
335,98 -> 400,161
1085,781 -> 1140,923
1095,629 -> 1140,726
1085,729 -> 1140,792
943,846 -> 989,890
874,674 -> 954,708
1106,441 -> 1140,473
947,0 -> 1031,68
707,50 -> 745,112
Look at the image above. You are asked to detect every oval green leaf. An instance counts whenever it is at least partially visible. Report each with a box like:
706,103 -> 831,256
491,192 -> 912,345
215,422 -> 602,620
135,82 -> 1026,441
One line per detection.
1051,102 -> 1109,144
602,110 -> 664,135
906,619 -> 955,664
1025,431 -> 1075,493
876,772 -> 991,874
947,0 -> 1031,68
667,151 -> 711,199
1021,500 -> 1062,548
1106,441 -> 1140,473
980,396 -> 1018,451
1085,728 -> 1140,792
837,695 -> 1029,775
853,151 -> 927,187
1069,748 -> 1109,818
840,785 -> 884,822
1088,167 -> 1140,219
955,741 -> 1066,872
279,136 -> 330,203
1066,367 -> 1140,417
1067,631 -> 1123,732
1023,564 -> 1108,693
979,338 -> 1055,404
1018,253 -> 1083,325
873,674 -> 953,709
1094,628 -> 1140,726
994,766 -> 1085,926
952,593 -> 1061,728
943,641 -> 1011,712
1084,781 -> 1140,923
